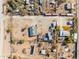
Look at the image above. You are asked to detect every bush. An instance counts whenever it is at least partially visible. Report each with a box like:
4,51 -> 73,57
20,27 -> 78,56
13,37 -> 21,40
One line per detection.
17,40 -> 24,44
9,39 -> 16,44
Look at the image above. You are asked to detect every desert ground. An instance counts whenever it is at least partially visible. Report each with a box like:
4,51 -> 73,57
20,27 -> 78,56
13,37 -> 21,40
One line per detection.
3,16 -> 77,59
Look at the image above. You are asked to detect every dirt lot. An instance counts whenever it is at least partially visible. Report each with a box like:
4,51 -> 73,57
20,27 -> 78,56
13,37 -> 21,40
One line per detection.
3,16 -> 77,59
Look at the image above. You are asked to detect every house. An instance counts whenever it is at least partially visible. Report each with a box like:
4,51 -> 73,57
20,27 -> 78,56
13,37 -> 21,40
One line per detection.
67,20 -> 74,26
60,30 -> 70,37
40,48 -> 46,55
28,25 -> 38,37
43,31 -> 53,42
64,2 -> 72,13
51,21 -> 57,28
43,33 -> 49,41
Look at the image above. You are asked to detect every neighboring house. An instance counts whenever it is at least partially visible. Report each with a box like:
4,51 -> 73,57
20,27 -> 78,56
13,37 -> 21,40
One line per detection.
28,25 -> 38,37
60,30 -> 70,37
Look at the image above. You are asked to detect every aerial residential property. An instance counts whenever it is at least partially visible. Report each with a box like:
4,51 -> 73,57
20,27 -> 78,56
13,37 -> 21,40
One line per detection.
2,0 -> 78,59
3,0 -> 77,16
4,16 -> 77,59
